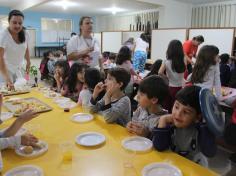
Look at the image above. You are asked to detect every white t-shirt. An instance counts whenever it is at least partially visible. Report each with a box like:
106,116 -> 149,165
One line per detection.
78,89 -> 92,106
165,59 -> 184,87
0,28 -> 29,75
67,35 -> 101,67
134,38 -> 149,53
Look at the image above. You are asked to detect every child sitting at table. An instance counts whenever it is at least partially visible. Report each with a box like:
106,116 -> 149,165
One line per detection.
152,86 -> 217,163
90,67 -> 131,126
61,63 -> 88,102
78,67 -> 104,106
0,94 -> 39,150
126,75 -> 168,137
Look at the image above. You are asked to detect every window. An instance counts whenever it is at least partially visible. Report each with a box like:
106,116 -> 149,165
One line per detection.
41,18 -> 72,43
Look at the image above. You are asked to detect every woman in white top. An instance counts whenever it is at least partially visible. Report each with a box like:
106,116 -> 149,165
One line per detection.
67,16 -> 103,70
159,40 -> 185,112
0,10 -> 30,89
133,33 -> 149,73
191,45 -> 222,99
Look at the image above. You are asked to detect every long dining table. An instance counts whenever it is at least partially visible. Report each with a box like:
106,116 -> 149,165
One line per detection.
0,88 -> 218,176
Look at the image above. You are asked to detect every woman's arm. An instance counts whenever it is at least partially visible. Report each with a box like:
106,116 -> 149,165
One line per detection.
0,48 -> 13,88
24,46 -> 31,74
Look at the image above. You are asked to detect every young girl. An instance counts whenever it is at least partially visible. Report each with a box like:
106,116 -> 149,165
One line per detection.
39,51 -> 52,80
116,46 -> 140,96
219,53 -> 231,87
90,67 -> 131,126
61,63 -> 88,102
78,68 -> 103,106
158,40 -> 185,112
145,59 -> 162,78
133,33 -> 149,73
191,45 -> 222,99
53,60 -> 70,92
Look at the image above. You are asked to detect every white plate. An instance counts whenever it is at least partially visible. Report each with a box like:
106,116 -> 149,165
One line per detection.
142,162 -> 182,176
75,132 -> 106,147
58,101 -> 77,109
15,140 -> 48,158
4,165 -> 44,176
0,112 -> 14,121
0,127 -> 27,136
122,136 -> 153,152
53,97 -> 70,104
71,113 -> 94,123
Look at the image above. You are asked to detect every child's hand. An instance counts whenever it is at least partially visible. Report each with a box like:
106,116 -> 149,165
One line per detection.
158,114 -> 173,128
93,82 -> 105,99
127,121 -> 149,137
21,133 -> 38,146
54,71 -> 60,81
17,110 -> 39,124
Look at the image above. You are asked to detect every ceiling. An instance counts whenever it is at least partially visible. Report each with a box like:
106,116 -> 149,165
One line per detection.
0,0 -> 160,16
175,0 -> 232,4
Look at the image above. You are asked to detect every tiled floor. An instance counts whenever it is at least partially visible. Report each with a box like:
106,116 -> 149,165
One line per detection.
30,57 -> 236,176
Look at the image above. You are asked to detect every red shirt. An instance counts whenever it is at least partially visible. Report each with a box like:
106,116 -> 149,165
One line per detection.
183,40 -> 198,60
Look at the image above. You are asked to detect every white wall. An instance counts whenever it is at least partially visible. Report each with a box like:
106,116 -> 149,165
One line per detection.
138,0 -> 192,28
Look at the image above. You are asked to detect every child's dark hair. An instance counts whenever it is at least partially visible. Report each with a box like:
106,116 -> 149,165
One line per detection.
8,10 -> 25,43
176,86 -> 201,114
109,53 -> 117,61
191,45 -> 219,84
145,60 -> 162,77
139,75 -> 169,104
67,63 -> 88,92
140,33 -> 148,42
55,60 -> 70,80
193,35 -> 204,43
107,67 -> 131,90
116,46 -> 132,65
166,40 -> 185,73
220,53 -> 230,64
84,68 -> 102,90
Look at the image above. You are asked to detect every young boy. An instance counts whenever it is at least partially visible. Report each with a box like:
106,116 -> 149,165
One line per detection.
126,75 -> 169,137
90,67 -> 131,126
0,94 -> 39,150
152,86 -> 217,162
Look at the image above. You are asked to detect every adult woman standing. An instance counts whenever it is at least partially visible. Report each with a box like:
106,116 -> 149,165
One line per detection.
0,10 -> 30,89
67,16 -> 103,70
133,33 -> 149,73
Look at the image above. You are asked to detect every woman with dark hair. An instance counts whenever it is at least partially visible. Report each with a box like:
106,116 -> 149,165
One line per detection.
191,45 -> 222,99
183,35 -> 204,76
66,16 -> 103,70
133,33 -> 149,73
0,10 -> 30,89
158,40 -> 185,112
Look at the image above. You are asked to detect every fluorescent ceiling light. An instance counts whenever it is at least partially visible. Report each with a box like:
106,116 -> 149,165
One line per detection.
102,6 -> 126,14
52,0 -> 78,10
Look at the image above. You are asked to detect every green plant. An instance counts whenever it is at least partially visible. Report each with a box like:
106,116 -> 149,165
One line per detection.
29,65 -> 38,77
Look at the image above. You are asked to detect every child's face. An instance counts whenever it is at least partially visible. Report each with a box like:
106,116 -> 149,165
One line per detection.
55,66 -> 64,76
172,100 -> 199,128
77,69 -> 85,83
137,91 -> 157,108
105,74 -> 121,91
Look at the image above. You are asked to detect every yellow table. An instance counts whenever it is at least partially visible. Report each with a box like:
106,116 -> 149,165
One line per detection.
0,89 -> 218,176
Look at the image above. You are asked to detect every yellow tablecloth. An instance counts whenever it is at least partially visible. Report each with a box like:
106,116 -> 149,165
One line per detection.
0,89 -> 218,176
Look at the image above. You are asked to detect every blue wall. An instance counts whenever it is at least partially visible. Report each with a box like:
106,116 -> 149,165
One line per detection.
0,6 -> 87,46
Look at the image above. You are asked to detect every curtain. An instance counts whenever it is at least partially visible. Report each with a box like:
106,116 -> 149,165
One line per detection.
192,3 -> 236,27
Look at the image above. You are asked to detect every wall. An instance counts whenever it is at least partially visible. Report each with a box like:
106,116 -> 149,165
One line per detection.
0,6 -> 81,46
138,0 -> 192,28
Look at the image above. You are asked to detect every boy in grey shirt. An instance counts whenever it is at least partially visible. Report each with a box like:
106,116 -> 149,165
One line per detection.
127,76 -> 168,137
90,68 -> 131,126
